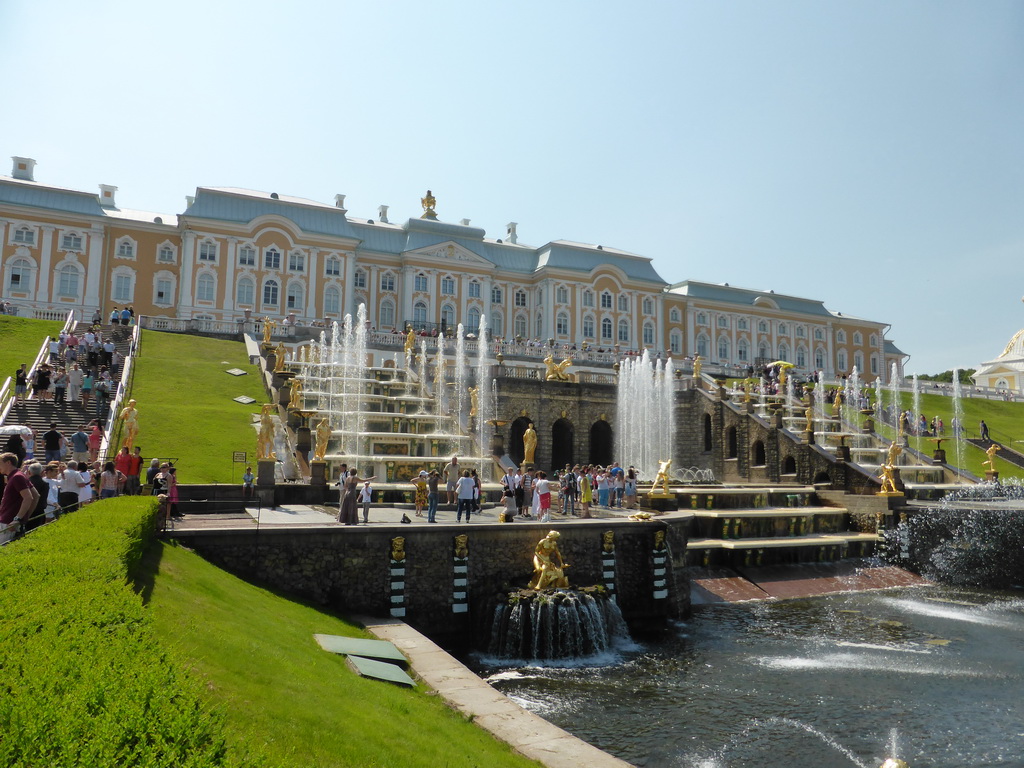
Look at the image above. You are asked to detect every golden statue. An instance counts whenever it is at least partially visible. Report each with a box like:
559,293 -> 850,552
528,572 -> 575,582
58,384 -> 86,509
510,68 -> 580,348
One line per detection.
468,386 -> 479,418
898,410 -> 909,436
652,459 -> 673,496
654,530 -> 666,551
257,403 -> 277,460
692,355 -> 702,379
544,354 -> 573,381
288,378 -> 303,410
778,366 -> 788,386
877,441 -> 902,494
261,317 -> 277,345
602,530 -> 615,554
273,341 -> 287,373
528,531 -> 570,590
118,398 -> 140,450
832,388 -> 843,417
886,440 -> 902,467
454,534 -> 469,559
404,327 -> 416,356
390,536 -> 406,562
420,189 -> 437,219
804,406 -> 814,433
984,442 -> 1000,472
523,422 -> 537,465
743,378 -> 753,403
314,417 -> 331,461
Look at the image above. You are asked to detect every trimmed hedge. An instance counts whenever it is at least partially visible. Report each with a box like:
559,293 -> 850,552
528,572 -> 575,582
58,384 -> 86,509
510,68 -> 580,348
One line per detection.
0,498 -> 241,767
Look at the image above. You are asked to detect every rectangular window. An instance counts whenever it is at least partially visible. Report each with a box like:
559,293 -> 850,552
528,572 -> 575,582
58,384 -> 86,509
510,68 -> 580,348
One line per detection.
264,250 -> 281,270
158,246 -> 175,263
468,281 -> 480,298
514,291 -> 527,307
62,234 -> 83,250
381,273 -> 395,291
583,317 -> 595,337
514,315 -> 527,338
199,242 -> 217,261
289,253 -> 305,272
491,287 -> 503,304
618,295 -> 629,312
325,258 -> 341,276
583,291 -> 594,307
441,277 -> 455,295
117,241 -> 134,257
556,286 -> 568,304
354,270 -> 367,289
643,325 -> 654,345
670,334 -> 682,355
113,274 -> 132,301
556,315 -> 569,335
414,274 -> 428,292
601,292 -> 612,309
13,228 -> 34,244
643,298 -> 653,315
156,278 -> 172,304
239,247 -> 256,266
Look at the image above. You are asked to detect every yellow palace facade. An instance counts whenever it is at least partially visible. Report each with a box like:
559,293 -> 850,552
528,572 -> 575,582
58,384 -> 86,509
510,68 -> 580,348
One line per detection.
0,156 -> 905,379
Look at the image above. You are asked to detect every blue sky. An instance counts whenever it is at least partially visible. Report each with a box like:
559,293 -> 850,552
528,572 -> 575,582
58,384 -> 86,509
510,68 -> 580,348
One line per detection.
3,0 -> 1022,374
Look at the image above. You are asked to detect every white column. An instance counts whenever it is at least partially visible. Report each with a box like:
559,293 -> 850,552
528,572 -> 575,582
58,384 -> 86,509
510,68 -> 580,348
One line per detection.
731,315 -> 737,364
544,279 -> 555,340
343,250 -> 356,316
459,274 -> 470,325
223,237 -> 237,315
37,225 -> 54,303
655,293 -> 665,354
367,265 -> 378,325
686,307 -> 695,355
306,248 -> 318,320
400,265 -> 414,327
178,231 -> 196,317
84,224 -> 104,314
825,323 -> 834,379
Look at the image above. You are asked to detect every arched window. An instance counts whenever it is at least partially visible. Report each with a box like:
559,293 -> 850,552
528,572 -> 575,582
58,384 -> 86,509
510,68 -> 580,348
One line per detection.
837,330 -> 847,343
13,226 -> 34,245
617,318 -> 629,343
324,255 -> 341,276
441,303 -> 455,330
601,317 -> 613,341
717,336 -> 730,360
738,339 -> 749,362
696,333 -> 709,358
535,313 -> 543,337
670,331 -> 682,355
414,273 -> 428,292
696,312 -> 707,325
556,312 -> 569,336
264,248 -> 281,270
601,291 -> 612,309
583,315 -> 595,338
758,320 -> 768,333
778,323 -> 788,335
738,318 -> 748,331
6,257 -> 32,292
556,285 -> 569,303
796,345 -> 807,368
643,323 -> 654,346
618,294 -> 629,312
324,286 -> 340,315
838,350 -> 848,371
758,341 -> 769,360
514,313 -> 528,338
643,297 -> 654,315
237,278 -> 255,306
814,328 -> 824,341
413,301 -> 428,326
670,307 -> 681,323
196,273 -> 215,302
491,312 -> 503,337
116,238 -> 135,258
718,315 -> 729,328
263,279 -> 279,307
870,334 -> 878,347
354,269 -> 367,288
286,282 -> 304,311
469,280 -> 481,298
467,306 -> 481,333
796,325 -> 805,338
815,347 -> 825,370
854,352 -> 863,372
853,332 -> 863,345
582,289 -> 594,307
379,300 -> 395,328
58,263 -> 80,297
778,343 -> 789,362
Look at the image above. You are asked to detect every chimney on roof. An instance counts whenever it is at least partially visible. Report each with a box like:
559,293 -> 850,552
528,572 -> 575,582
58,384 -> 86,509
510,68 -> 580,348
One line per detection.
460,218 -> 471,226
185,195 -> 195,208
11,157 -> 36,181
378,205 -> 389,223
98,184 -> 118,208
334,194 -> 347,212
506,222 -> 518,244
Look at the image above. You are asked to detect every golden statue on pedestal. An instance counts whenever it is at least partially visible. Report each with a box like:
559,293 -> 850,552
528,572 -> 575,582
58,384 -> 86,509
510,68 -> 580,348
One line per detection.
314,417 -> 331,461
404,327 -> 416,356
420,190 -> 437,220
804,406 -> 814,433
273,342 -> 287,373
523,422 -> 537,465
693,355 -> 702,379
877,441 -> 902,494
984,442 -> 1000,472
288,378 -> 303,410
544,354 -> 573,381
528,531 -> 570,590
119,399 -> 140,450
832,388 -> 843,417
257,403 -> 277,460
261,317 -> 277,346
652,459 -> 673,496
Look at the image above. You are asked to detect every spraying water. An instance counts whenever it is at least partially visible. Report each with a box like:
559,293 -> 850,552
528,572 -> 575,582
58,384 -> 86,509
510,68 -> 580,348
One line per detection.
952,367 -> 965,482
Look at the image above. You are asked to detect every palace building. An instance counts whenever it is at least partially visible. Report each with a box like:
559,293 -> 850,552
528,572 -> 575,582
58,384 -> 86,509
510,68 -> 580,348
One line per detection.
0,156 -> 906,380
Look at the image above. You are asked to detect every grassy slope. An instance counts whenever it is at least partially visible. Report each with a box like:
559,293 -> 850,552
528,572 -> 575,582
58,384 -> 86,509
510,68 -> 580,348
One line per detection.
129,331 -> 266,483
0,316 -> 62,382
143,541 -> 540,768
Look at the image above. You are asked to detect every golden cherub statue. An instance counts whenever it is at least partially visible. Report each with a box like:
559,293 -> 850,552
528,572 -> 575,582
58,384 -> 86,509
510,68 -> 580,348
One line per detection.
273,341 -> 287,373
257,403 -> 277,460
653,459 -> 673,496
288,378 -> 303,410
314,417 -> 331,461
468,386 -> 479,418
528,530 -> 570,590
523,422 -> 537,465
544,354 -> 573,381
119,399 -> 140,450
420,189 -> 437,219
984,442 -> 1000,472
261,317 -> 277,346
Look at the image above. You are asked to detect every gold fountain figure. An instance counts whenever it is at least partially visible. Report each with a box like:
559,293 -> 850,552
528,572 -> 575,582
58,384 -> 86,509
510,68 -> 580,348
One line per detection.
257,403 -> 277,460
288,378 -> 303,410
984,442 -> 1000,472
877,441 -> 903,494
528,530 -> 570,590
544,354 -> 573,381
468,386 -> 479,418
261,317 -> 277,346
692,355 -> 702,379
652,459 -> 673,496
404,327 -> 416,356
314,417 -> 331,461
118,398 -> 140,450
523,422 -> 537,465
273,341 -> 288,373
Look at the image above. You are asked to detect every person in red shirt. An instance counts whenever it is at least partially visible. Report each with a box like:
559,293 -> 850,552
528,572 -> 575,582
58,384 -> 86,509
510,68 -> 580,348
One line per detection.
0,452 -> 39,543
114,447 -> 133,495
125,446 -> 144,496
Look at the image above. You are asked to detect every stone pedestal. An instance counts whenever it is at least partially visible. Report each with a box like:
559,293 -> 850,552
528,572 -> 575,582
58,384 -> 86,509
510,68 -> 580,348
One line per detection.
490,431 -> 505,457
744,400 -> 754,414
985,470 -> 999,482
274,371 -> 295,397
804,429 -> 815,445
862,417 -> 874,434
932,448 -> 947,464
257,459 -> 276,488
645,493 -> 678,512
835,445 -> 851,462
310,460 -> 327,486
296,426 -> 312,456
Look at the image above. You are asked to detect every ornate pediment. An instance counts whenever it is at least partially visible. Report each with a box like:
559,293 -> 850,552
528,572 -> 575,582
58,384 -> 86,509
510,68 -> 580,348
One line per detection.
405,241 -> 492,267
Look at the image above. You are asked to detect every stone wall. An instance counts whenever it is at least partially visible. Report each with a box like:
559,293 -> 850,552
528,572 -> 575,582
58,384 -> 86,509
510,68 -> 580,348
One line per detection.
172,515 -> 692,650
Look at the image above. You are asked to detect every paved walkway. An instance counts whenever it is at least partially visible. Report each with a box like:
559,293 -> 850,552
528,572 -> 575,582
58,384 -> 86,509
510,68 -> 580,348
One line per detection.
361,617 -> 633,768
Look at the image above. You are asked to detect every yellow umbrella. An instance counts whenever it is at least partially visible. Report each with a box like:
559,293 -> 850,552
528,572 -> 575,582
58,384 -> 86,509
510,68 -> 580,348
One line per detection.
768,360 -> 795,369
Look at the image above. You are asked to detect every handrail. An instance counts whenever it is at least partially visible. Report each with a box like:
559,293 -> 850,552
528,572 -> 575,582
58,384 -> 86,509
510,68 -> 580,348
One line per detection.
0,376 -> 12,426
98,322 -> 141,464
24,310 -> 75,402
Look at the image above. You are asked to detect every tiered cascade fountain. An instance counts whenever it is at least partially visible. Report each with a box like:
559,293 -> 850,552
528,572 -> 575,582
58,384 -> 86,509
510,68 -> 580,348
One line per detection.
616,351 -> 676,479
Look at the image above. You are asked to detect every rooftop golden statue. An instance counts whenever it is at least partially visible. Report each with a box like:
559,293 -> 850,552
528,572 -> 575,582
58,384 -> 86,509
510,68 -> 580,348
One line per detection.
528,530 -> 570,590
420,189 -> 437,219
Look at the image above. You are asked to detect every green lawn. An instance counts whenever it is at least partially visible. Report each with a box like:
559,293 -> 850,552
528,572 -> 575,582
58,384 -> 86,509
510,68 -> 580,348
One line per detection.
0,315 -> 62,383
128,331 -> 267,483
141,541 -> 541,768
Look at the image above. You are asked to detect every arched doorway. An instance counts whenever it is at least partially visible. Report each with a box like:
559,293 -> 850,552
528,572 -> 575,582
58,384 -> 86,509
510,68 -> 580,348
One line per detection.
726,426 -> 738,458
782,455 -> 797,474
703,414 -> 713,451
589,420 -> 613,466
551,419 -> 574,471
752,440 -> 766,466
508,416 -> 531,466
